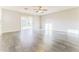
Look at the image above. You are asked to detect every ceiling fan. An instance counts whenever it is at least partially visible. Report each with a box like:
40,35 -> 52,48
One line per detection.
33,6 -> 48,13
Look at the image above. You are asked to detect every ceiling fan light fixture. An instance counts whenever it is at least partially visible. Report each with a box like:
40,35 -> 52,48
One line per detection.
33,6 -> 47,13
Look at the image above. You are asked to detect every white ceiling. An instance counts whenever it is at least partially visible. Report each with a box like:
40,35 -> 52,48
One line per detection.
2,6 -> 76,15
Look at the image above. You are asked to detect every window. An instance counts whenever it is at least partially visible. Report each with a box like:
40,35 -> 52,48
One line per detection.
67,29 -> 79,37
44,23 -> 53,34
21,16 -> 33,30
67,29 -> 79,34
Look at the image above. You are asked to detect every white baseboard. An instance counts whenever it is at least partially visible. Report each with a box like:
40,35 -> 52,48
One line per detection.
2,30 -> 21,34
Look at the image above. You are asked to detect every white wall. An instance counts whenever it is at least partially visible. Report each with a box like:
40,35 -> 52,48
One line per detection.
2,9 -> 21,33
0,8 -> 2,36
0,8 -> 2,51
2,9 -> 40,33
33,15 -> 40,32
41,7 -> 79,32
3,7 -> 79,34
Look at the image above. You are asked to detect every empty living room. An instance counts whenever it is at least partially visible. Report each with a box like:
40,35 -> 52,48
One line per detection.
0,6 -> 79,52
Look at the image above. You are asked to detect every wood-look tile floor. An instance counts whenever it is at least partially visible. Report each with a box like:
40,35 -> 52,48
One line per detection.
1,30 -> 79,52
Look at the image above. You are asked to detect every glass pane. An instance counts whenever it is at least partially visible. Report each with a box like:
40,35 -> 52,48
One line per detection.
21,16 -> 33,30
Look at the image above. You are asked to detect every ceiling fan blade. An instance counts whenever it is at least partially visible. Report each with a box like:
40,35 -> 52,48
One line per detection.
42,9 -> 47,11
